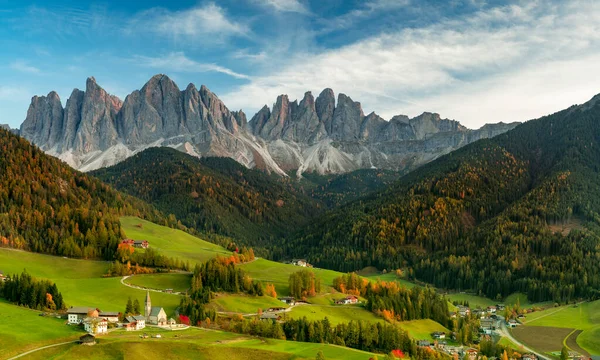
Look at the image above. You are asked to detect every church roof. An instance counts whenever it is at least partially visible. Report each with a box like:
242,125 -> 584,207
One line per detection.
149,307 -> 165,316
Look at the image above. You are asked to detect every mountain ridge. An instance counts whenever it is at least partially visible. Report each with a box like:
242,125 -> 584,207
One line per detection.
20,74 -> 518,175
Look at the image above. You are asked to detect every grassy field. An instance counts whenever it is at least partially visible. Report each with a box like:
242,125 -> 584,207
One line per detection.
519,301 -> 600,355
397,319 -> 451,340
445,293 -> 496,309
125,273 -> 192,293
511,326 -> 574,354
121,217 -> 231,265
0,248 -> 182,317
208,294 -> 288,314
0,301 -> 84,359
287,304 -> 382,325
20,326 -> 378,360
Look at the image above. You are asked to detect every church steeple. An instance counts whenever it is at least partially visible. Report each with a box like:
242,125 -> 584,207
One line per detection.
145,290 -> 151,318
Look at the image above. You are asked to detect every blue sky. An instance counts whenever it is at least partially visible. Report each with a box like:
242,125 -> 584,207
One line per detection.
1,0 -> 600,129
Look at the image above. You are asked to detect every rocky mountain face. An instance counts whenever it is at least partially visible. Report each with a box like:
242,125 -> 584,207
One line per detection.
20,75 -> 518,175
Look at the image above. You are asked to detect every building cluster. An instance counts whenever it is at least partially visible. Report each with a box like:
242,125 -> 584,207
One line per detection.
290,259 -> 312,267
121,239 -> 150,249
335,295 -> 359,305
0,270 -> 6,282
67,291 -> 174,335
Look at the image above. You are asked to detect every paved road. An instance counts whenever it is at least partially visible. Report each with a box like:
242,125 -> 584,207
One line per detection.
499,322 -> 551,360
6,341 -> 78,360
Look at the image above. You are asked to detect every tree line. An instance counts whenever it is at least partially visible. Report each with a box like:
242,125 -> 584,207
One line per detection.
0,271 -> 64,310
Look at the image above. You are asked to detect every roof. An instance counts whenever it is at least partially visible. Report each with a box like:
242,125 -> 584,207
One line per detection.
279,297 -> 294,300
80,334 -> 96,342
99,312 -> 120,316
149,307 -> 164,316
260,313 -> 279,319
67,307 -> 94,314
133,315 -> 146,321
83,317 -> 106,323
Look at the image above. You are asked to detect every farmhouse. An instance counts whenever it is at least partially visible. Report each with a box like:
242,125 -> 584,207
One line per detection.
336,296 -> 359,305
67,307 -> 98,324
79,334 -> 96,346
480,318 -> 495,334
507,319 -> 518,328
121,239 -> 135,246
83,317 -> 108,335
145,291 -> 167,325
487,306 -> 497,314
0,270 -> 6,282
466,348 -> 478,360
496,304 -> 506,311
124,315 -> 146,330
279,297 -> 295,305
291,259 -> 309,267
417,340 -> 431,347
134,240 -> 149,249
431,331 -> 446,340
457,305 -> 470,317
522,354 -> 538,360
99,311 -> 120,323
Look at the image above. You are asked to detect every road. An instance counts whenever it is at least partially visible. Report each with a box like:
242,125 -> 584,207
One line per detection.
498,321 -> 551,360
6,341 -> 78,360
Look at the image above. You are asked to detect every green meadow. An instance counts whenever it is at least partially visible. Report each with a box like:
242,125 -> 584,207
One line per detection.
0,301 -> 84,359
397,319 -> 451,340
0,248 -> 182,317
287,304 -> 382,325
125,273 -> 192,293
19,327 -> 378,360
521,300 -> 600,355
208,294 -> 288,314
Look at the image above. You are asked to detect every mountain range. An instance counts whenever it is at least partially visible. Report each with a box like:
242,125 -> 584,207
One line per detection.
19,74 -> 518,175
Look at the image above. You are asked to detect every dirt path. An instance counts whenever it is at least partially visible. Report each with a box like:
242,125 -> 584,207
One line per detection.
565,330 -> 590,357
524,306 -> 568,325
6,341 -> 77,360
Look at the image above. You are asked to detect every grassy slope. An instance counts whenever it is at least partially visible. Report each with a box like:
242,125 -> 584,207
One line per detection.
209,294 -> 288,314
398,319 -> 451,340
20,327 -> 377,360
0,248 -> 181,316
0,301 -> 84,359
125,274 -> 192,293
521,301 -> 600,355
287,304 -> 383,325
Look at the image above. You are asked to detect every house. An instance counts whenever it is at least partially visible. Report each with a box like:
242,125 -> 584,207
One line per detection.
279,297 -> 295,305
134,240 -> 149,249
449,311 -> 457,318
144,291 -> 167,325
124,315 -> 146,330
435,340 -> 448,350
432,331 -> 446,340
508,319 -> 518,328
168,318 -> 177,326
496,304 -> 506,311
268,307 -> 287,312
0,271 -> 6,282
487,306 -> 497,314
67,307 -> 98,324
417,340 -> 431,347
336,296 -> 359,305
83,317 -> 108,335
79,334 -> 96,346
260,313 -> 281,322
480,318 -> 495,334
121,239 -> 135,246
291,259 -> 309,267
466,349 -> 478,360
457,305 -> 470,317
522,354 -> 538,360
99,311 -> 120,323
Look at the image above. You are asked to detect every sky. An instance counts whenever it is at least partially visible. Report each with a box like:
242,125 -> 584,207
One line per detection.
1,0 -> 600,129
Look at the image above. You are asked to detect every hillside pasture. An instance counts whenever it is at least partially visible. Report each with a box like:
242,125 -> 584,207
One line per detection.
125,273 -> 192,293
287,304 -> 383,325
511,326 -> 573,354
398,319 -> 451,341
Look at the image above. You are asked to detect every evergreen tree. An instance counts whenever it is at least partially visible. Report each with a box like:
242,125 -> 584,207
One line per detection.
125,297 -> 133,315
133,299 -> 141,315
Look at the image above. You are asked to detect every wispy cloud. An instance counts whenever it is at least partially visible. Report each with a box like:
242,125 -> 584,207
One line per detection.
222,1 -> 600,127
0,86 -> 29,101
254,0 -> 309,14
10,61 -> 41,74
319,0 -> 410,33
132,52 -> 251,80
127,3 -> 248,40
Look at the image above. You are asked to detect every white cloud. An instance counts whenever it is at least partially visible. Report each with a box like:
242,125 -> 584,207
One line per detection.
319,0 -> 410,33
10,60 -> 41,74
127,3 -> 248,40
0,86 -> 29,101
222,1 -> 600,127
133,52 -> 251,80
255,0 -> 309,14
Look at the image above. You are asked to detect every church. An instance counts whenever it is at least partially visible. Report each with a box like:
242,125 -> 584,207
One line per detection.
145,290 -> 168,325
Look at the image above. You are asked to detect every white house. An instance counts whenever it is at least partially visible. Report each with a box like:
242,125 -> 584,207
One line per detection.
124,315 -> 146,330
67,307 -> 97,324
83,317 -> 108,335
336,296 -> 359,305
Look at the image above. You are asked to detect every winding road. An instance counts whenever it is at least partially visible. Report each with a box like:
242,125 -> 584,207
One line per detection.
6,341 -> 78,360
498,322 -> 551,360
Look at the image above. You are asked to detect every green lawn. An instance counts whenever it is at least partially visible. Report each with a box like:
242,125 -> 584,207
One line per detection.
503,293 -> 551,309
522,301 -> 600,355
125,273 -> 192,293
398,319 -> 451,340
0,248 -> 182,318
20,327 -> 378,360
287,304 -> 382,325
0,301 -> 84,359
209,294 -> 288,314
446,293 -> 497,309
121,216 -> 231,265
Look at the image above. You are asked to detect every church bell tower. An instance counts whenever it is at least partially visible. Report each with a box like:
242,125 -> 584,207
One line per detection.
145,290 -> 151,318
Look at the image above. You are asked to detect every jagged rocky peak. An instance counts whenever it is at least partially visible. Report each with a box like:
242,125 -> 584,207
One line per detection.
316,88 -> 336,134
20,91 -> 64,149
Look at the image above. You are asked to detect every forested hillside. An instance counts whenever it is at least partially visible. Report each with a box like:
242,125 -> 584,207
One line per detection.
92,148 -> 321,246
288,95 -> 600,303
0,128 -> 164,259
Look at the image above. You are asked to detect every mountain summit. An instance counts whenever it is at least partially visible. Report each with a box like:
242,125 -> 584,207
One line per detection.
20,75 -> 517,175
